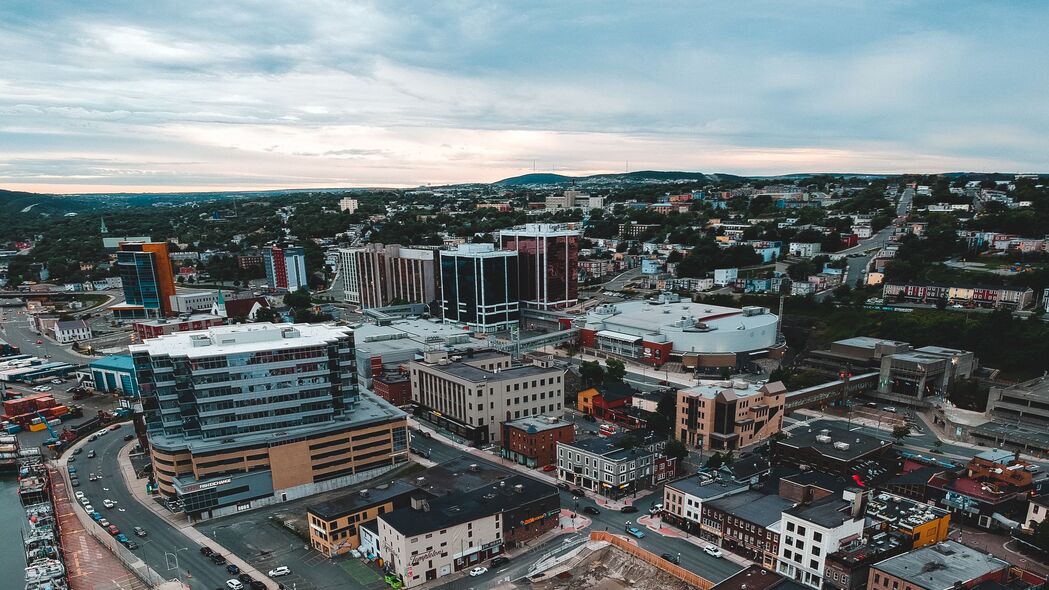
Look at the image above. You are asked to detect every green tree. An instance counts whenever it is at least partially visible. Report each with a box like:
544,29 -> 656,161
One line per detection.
705,452 -> 725,469
663,438 -> 689,464
283,287 -> 312,309
1033,518 -> 1049,552
619,435 -> 639,450
605,358 -> 627,382
580,360 -> 605,386
892,424 -> 911,443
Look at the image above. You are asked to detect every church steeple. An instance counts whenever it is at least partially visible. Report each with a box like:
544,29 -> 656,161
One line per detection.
215,289 -> 228,318
100,217 -> 109,234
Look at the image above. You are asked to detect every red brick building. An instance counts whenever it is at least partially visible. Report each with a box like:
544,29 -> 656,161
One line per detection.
373,371 -> 411,407
501,416 -> 574,468
132,314 -> 225,340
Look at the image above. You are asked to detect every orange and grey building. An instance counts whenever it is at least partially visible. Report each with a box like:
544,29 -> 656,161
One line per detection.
132,323 -> 409,520
113,241 -> 177,319
676,380 -> 786,451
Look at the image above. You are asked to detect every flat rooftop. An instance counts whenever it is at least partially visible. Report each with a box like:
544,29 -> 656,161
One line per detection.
354,319 -> 474,356
787,496 -> 852,528
680,379 -> 772,400
308,480 -> 422,521
778,422 -> 891,462
504,415 -> 573,434
868,492 -> 948,529
380,474 -> 558,537
706,491 -> 794,527
667,473 -> 748,500
419,359 -> 558,383
873,541 -> 1008,590
130,322 -> 352,358
589,299 -> 777,333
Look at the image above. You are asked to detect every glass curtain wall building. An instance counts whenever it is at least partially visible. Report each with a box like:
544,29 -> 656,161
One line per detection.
439,244 -> 519,333
500,224 -> 580,310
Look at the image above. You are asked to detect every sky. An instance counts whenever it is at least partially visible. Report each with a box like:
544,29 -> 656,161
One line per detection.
1,1 -> 1047,194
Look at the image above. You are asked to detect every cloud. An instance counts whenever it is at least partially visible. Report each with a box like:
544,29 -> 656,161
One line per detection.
0,0 -> 1047,193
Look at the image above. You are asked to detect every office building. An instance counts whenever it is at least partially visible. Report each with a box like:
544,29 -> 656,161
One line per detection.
170,290 -> 220,314
353,318 -> 477,389
557,430 -> 676,498
866,541 -> 1010,590
676,380 -> 786,451
307,480 -> 422,557
546,190 -> 588,209
131,323 -> 409,520
501,416 -> 574,468
339,244 -> 439,308
113,241 -> 177,319
264,245 -> 308,291
372,371 -> 411,407
376,474 -> 559,588
409,349 -> 565,446
777,492 -> 866,589
499,224 -> 580,311
986,375 -> 1049,427
439,243 -> 519,333
339,197 -> 359,213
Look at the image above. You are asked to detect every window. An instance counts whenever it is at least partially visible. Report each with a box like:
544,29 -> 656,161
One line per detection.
787,522 -> 794,532
810,560 -> 818,570
812,531 -> 822,542
797,526 -> 806,536
812,547 -> 820,557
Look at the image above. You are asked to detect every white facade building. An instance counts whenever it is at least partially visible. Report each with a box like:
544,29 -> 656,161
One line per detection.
339,197 -> 359,213
53,320 -> 92,344
777,493 -> 865,589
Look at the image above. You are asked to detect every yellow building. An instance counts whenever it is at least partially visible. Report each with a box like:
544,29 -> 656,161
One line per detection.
867,492 -> 950,548
307,480 -> 426,557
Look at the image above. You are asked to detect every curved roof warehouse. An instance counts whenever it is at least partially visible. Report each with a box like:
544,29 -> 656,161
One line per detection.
578,292 -> 782,368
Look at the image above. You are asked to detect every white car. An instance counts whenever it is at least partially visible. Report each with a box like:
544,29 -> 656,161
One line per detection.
703,545 -> 723,558
83,504 -> 94,512
268,566 -> 291,577
98,429 -> 109,435
79,497 -> 90,506
102,499 -> 115,509
74,491 -> 85,499
99,518 -> 111,527
51,379 -> 63,384
226,581 -> 244,590
469,567 -> 488,577
649,503 -> 663,515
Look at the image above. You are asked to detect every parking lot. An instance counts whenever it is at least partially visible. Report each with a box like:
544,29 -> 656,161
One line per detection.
194,469 -> 421,590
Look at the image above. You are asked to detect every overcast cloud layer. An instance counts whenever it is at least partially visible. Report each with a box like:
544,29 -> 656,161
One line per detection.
1,1 -> 1047,193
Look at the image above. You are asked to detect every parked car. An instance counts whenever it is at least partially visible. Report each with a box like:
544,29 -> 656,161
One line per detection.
661,553 -> 680,564
68,456 -> 77,464
249,581 -> 265,590
210,553 -> 227,565
98,518 -> 110,527
703,545 -> 722,558
626,526 -> 645,539
74,491 -> 85,499
542,464 -> 556,472
73,448 -> 82,455
572,488 -> 587,497
89,512 -> 102,521
226,581 -> 244,590
107,525 -> 120,536
490,556 -> 510,567
583,506 -> 600,516
620,506 -> 638,514
268,567 -> 290,577
200,547 -> 214,557
124,540 -> 139,550
648,503 -> 663,515
110,423 -> 122,430
70,479 -> 80,487
226,564 -> 241,575
87,450 -> 96,458
83,504 -> 94,513
133,527 -> 147,537
67,466 -> 77,474
557,483 -> 570,491
115,533 -> 129,544
237,574 -> 253,583
469,567 -> 488,577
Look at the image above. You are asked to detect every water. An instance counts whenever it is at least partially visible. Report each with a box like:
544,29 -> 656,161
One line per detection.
0,474 -> 26,576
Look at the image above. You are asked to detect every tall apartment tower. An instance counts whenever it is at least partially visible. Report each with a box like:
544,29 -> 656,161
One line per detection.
439,243 -> 519,333
500,224 -> 580,310
338,244 -> 439,308
114,241 -> 177,319
264,245 -> 307,291
131,323 -> 408,519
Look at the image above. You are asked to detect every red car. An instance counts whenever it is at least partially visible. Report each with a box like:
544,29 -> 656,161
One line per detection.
107,525 -> 120,536
542,465 -> 556,472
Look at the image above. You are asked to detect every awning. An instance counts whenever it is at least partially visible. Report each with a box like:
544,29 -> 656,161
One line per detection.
596,330 -> 642,343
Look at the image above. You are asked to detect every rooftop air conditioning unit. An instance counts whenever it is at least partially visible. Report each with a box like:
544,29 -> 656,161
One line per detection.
816,435 -> 832,444
833,442 -> 850,450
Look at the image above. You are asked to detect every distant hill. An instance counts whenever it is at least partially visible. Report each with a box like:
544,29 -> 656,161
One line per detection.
494,170 -> 724,186
493,173 -> 578,186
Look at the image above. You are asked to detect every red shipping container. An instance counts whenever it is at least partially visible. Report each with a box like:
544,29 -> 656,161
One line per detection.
35,397 -> 57,409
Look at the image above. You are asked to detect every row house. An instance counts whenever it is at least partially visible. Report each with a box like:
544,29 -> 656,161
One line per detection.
701,490 -> 795,569
883,282 -> 1034,310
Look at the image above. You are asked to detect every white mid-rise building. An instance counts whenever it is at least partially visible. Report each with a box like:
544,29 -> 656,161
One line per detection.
339,197 -> 359,213
777,492 -> 866,589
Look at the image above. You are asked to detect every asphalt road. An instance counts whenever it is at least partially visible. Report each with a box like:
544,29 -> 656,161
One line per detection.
75,431 -> 233,590
1,307 -> 91,365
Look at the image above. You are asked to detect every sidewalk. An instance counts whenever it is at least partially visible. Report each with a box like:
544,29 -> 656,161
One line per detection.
115,441 -> 279,590
634,515 -> 753,567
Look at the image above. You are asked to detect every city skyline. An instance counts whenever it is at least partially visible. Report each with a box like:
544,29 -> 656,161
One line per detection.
1,1 -> 1047,194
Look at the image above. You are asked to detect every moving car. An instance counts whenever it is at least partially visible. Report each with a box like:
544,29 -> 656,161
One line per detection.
226,581 -> 244,590
133,527 -> 147,537
703,545 -> 722,558
123,434 -> 135,441
73,448 -> 82,455
648,503 -> 663,515
490,556 -> 510,567
661,553 -> 680,564
583,506 -> 600,516
626,526 -> 645,539
620,506 -> 638,514
102,499 -> 115,508
469,567 -> 487,577
268,567 -> 290,577
87,450 -> 96,458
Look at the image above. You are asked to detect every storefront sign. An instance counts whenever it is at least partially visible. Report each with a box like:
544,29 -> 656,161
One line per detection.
409,548 -> 442,565
520,509 -> 560,526
183,477 -> 232,493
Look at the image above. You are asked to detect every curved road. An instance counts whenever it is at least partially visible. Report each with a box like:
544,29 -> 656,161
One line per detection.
74,431 -> 233,589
